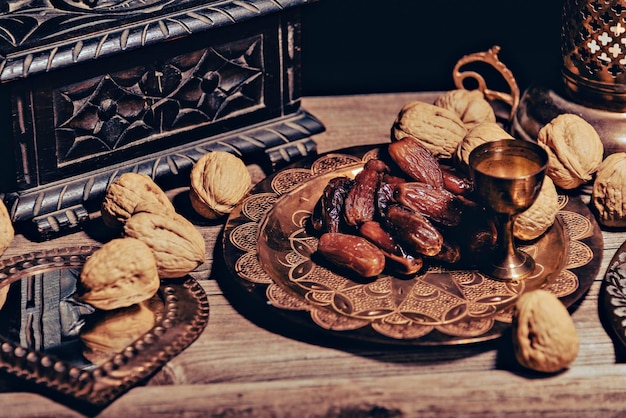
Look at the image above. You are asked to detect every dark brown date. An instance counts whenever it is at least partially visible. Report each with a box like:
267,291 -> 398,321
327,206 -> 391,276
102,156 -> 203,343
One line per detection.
376,175 -> 406,217
376,183 -> 395,218
317,232 -> 386,277
393,182 -> 463,227
359,220 -> 398,254
385,205 -> 443,257
385,250 -> 424,275
429,238 -> 461,265
441,166 -> 474,196
388,137 -> 444,187
453,205 -> 497,261
343,164 -> 384,226
363,158 -> 390,173
317,176 -> 354,233
359,221 -> 423,275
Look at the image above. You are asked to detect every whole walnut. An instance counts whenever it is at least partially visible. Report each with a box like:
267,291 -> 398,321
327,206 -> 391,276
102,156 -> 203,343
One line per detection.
592,152 -> 626,227
190,151 -> 251,219
512,289 -> 579,373
391,100 -> 467,159
433,89 -> 496,130
0,199 -> 14,257
78,238 -> 160,310
514,176 -> 559,241
124,209 -> 206,278
101,172 -> 176,229
537,113 -> 604,190
455,122 -> 514,170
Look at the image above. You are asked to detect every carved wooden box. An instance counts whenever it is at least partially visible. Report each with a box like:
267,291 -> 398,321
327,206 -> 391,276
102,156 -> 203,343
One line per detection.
0,0 -> 324,239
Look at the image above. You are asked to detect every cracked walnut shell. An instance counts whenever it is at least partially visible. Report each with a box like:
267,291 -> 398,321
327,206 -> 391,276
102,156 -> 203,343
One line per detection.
101,172 -> 176,229
78,238 -> 160,311
124,209 -> 206,278
391,100 -> 467,159
512,289 -> 579,373
537,113 -> 604,190
190,151 -> 251,219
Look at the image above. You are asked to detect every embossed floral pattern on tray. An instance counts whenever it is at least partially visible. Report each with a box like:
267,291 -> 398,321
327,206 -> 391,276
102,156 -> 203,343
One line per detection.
223,146 -> 603,345
601,241 -> 626,349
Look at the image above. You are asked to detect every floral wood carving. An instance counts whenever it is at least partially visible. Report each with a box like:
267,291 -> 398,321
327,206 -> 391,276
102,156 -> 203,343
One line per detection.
55,36 -> 263,166
0,0 -> 302,82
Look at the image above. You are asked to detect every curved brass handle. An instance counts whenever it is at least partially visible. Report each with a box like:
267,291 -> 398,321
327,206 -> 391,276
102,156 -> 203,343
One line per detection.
452,46 -> 520,121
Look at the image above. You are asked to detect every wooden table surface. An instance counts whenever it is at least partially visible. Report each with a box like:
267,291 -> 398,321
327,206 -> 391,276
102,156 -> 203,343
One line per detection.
1,92 -> 626,417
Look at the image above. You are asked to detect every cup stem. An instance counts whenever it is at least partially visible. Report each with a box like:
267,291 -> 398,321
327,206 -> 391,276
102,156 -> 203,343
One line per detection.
486,212 -> 535,282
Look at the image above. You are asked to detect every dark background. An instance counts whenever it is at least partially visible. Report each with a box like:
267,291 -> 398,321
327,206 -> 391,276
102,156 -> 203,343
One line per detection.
300,1 -> 563,96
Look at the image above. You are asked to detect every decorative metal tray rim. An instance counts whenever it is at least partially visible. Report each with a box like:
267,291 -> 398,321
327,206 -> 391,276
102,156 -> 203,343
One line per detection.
0,245 -> 210,409
222,145 -> 603,346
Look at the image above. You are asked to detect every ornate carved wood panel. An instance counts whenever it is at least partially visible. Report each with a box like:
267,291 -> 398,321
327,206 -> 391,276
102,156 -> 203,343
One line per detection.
0,0 -> 323,239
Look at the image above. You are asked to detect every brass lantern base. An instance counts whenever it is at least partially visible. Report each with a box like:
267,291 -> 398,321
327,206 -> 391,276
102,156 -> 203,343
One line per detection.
512,83 -> 626,158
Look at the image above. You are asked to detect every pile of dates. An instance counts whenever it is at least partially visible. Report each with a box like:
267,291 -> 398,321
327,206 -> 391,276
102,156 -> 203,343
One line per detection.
310,136 -> 497,278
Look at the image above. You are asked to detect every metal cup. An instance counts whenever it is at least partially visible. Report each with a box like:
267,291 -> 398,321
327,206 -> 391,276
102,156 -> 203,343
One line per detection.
469,139 -> 548,282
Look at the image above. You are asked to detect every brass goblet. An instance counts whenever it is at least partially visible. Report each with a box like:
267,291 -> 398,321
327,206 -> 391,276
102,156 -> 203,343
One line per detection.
468,139 -> 548,282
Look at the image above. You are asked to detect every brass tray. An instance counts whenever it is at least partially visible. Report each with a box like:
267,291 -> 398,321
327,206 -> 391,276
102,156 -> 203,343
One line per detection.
0,246 -> 209,411
601,240 -> 626,352
223,145 -> 602,345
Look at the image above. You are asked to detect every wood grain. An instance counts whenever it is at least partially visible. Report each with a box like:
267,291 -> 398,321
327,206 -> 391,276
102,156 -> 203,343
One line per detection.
0,92 -> 623,417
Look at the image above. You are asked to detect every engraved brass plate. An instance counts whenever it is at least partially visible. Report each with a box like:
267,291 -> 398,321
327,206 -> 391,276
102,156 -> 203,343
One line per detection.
0,246 -> 209,409
601,240 -> 626,351
223,145 -> 602,345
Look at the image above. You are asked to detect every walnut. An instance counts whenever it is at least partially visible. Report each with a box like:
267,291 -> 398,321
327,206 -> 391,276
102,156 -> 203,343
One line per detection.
101,172 -> 176,229
190,151 -> 251,219
514,176 -> 559,241
124,209 -> 206,278
433,89 -> 496,130
455,122 -> 514,170
0,199 -> 14,257
78,238 -> 160,310
81,303 -> 157,364
537,113 -> 604,190
592,152 -> 626,227
391,100 -> 467,159
512,289 -> 579,373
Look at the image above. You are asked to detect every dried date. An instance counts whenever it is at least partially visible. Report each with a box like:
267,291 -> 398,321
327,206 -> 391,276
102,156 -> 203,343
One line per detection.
441,166 -> 474,196
385,205 -> 443,257
359,221 -> 423,275
393,182 -> 463,227
388,136 -> 444,187
451,205 -> 497,262
343,161 -> 387,226
429,238 -> 461,265
316,176 -> 354,233
317,232 -> 386,277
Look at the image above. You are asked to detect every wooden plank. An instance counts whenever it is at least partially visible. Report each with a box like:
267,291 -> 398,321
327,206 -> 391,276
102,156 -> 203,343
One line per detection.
0,92 -> 624,417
